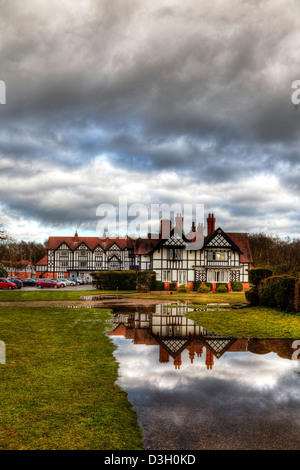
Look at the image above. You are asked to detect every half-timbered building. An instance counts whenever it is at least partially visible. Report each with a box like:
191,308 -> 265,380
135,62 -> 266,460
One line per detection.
36,213 -> 252,290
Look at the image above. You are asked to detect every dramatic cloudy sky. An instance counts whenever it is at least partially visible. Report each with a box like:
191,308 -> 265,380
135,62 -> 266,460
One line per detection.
0,0 -> 300,241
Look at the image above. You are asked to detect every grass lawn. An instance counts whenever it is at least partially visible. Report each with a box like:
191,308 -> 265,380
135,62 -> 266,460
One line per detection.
0,289 -> 246,304
0,306 -> 143,450
129,291 -> 247,304
0,289 -> 136,302
186,306 -> 300,338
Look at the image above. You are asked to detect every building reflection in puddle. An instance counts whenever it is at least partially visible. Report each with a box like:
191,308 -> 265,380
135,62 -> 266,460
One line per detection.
106,303 -> 296,370
106,303 -> 300,450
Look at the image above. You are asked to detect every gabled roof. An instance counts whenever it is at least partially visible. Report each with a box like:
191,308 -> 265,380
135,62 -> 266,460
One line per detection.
1,259 -> 33,269
225,233 -> 253,263
35,255 -> 48,266
203,228 -> 253,263
45,228 -> 253,262
46,236 -> 135,252
147,227 -> 190,254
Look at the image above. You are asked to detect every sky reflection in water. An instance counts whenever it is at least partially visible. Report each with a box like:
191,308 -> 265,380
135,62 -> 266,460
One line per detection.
107,304 -> 300,450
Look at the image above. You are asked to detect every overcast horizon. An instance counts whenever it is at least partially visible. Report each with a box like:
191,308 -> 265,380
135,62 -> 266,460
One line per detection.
1,0 -> 300,243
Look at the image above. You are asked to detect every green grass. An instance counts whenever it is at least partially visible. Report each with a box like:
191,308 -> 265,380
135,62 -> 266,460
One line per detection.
0,289 -> 136,302
0,307 -> 143,450
0,289 -> 246,304
186,306 -> 300,338
130,291 -> 246,304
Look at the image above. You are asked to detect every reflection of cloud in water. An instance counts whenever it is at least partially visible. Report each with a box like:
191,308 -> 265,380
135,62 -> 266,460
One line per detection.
112,337 -> 300,393
111,336 -> 300,449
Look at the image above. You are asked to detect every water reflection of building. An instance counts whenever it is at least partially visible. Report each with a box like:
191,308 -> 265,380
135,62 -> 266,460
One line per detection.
106,304 -> 298,370
107,304 -> 244,370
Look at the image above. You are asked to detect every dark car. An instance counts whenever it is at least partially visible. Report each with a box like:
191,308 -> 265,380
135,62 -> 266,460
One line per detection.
36,279 -> 62,289
22,278 -> 38,287
7,277 -> 23,288
0,278 -> 18,289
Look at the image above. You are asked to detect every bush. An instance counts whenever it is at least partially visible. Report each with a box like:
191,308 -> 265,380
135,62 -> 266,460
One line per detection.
216,284 -> 228,293
169,282 -> 177,291
203,282 -> 213,291
0,264 -> 7,277
136,271 -> 156,292
193,280 -> 202,291
177,284 -> 190,293
231,281 -> 243,292
153,280 -> 165,291
249,268 -> 273,286
216,283 -> 228,292
91,270 -> 137,290
198,284 -> 211,293
258,275 -> 297,311
245,287 -> 259,306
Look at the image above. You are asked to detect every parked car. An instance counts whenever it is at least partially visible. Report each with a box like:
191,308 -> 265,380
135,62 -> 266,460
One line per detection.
74,277 -> 85,285
22,278 -> 38,287
57,279 -> 68,287
0,278 -> 18,289
68,277 -> 81,285
7,277 -> 23,288
59,279 -> 75,286
36,279 -> 62,289
66,278 -> 77,286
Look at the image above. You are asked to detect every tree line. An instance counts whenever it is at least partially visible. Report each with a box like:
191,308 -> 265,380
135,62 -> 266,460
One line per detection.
0,224 -> 47,265
0,224 -> 300,276
248,233 -> 300,277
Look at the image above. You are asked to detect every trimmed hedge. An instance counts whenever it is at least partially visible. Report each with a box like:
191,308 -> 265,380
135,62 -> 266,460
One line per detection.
91,270 -> 137,290
245,287 -> 259,306
169,282 -> 177,291
258,275 -> 297,312
249,268 -> 273,286
154,281 -> 165,291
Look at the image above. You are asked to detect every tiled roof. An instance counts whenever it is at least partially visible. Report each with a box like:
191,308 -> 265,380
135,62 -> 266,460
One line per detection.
45,231 -> 252,262
1,259 -> 33,269
225,233 -> 253,263
46,236 -> 135,252
35,255 -> 48,266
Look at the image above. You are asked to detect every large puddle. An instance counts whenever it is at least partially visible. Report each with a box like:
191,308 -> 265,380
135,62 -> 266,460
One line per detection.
106,303 -> 300,450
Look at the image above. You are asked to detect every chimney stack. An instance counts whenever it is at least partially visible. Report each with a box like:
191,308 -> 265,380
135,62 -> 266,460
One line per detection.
160,219 -> 172,239
175,213 -> 183,234
207,213 -> 216,235
74,231 -> 79,242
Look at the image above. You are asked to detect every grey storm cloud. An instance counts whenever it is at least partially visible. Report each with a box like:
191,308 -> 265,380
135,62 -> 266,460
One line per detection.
0,0 -> 300,239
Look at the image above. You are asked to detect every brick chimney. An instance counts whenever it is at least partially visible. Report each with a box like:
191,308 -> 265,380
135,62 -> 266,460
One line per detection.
207,213 -> 216,235
205,348 -> 214,370
74,231 -> 79,242
175,213 -> 183,234
160,219 -> 172,239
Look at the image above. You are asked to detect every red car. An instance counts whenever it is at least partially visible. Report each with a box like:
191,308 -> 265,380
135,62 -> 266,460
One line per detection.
36,279 -> 62,289
0,278 -> 18,289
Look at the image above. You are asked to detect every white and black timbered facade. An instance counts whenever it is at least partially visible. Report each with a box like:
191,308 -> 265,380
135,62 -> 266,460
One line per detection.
37,214 -> 253,289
